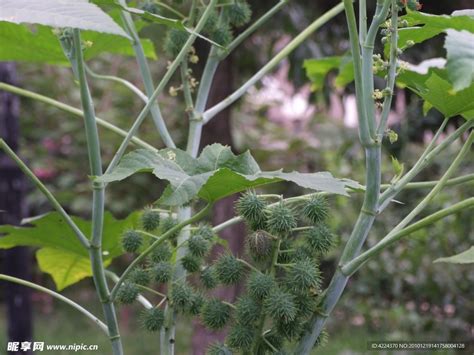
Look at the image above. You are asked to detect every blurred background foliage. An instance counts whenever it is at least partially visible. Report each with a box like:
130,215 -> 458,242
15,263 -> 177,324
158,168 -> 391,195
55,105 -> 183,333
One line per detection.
1,0 -> 473,353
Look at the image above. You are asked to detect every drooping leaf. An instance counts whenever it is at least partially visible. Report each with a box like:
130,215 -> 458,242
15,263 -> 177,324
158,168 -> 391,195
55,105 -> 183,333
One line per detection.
434,246 -> 474,264
303,55 -> 354,92
444,30 -> 474,91
0,0 -> 130,38
0,211 -> 139,290
98,144 -> 357,206
36,248 -> 111,291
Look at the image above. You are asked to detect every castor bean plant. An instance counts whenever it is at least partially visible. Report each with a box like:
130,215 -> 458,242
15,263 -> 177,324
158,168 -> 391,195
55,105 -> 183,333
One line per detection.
0,0 -> 473,354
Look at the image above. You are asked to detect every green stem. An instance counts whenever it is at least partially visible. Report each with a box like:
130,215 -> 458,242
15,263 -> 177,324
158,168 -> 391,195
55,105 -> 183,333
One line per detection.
342,197 -> 474,275
0,274 -> 108,334
221,0 -> 289,58
343,0 -> 372,146
383,131 -> 473,235
379,119 -> 474,212
359,0 -> 367,44
202,2 -> 345,125
344,131 -> 474,275
105,270 -> 153,309
85,65 -> 148,102
0,83 -> 156,151
118,0 -> 176,148
362,0 -> 391,139
0,139 -> 90,249
186,46 -> 220,157
376,0 -> 398,137
72,29 -> 122,355
106,0 -> 218,173
110,204 -> 211,300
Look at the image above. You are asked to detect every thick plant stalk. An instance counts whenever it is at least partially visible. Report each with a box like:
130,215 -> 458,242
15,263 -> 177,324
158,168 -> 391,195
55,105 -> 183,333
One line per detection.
118,0 -> 176,148
296,1 -> 385,352
0,274 -> 108,333
71,30 -> 123,355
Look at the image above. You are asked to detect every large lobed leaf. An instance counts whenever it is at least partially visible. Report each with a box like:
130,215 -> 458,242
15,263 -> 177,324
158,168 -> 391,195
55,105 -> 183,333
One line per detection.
98,144 -> 358,206
0,0 -> 129,38
444,30 -> 474,92
0,212 -> 139,290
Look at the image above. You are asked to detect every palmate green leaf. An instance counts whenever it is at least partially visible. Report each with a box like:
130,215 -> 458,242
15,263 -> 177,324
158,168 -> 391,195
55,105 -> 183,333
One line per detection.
0,22 -> 156,65
303,55 -> 354,91
445,30 -> 474,91
396,10 -> 474,50
434,246 -> 474,264
397,63 -> 474,120
0,0 -> 129,38
0,211 -> 139,290
98,144 -> 357,206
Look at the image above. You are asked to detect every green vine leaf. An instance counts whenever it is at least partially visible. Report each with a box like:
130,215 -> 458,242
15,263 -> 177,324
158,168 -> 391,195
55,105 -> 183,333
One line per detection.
0,211 -> 139,290
445,29 -> 474,91
0,0 -> 130,38
434,246 -> 474,264
98,144 -> 357,206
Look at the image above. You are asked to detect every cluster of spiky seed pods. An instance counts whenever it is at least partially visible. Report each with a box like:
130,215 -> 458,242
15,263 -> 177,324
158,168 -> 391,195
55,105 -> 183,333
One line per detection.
116,189 -> 335,354
163,0 -> 252,57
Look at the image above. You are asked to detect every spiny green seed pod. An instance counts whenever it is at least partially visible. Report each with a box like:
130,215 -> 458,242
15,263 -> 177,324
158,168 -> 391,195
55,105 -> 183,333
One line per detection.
141,2 -> 162,15
140,307 -> 165,332
201,299 -> 231,330
302,195 -> 329,224
246,230 -> 273,261
152,261 -> 173,283
128,267 -> 151,286
247,272 -> 276,300
304,224 -> 335,255
164,29 -> 190,57
149,242 -> 172,263
277,239 -> 293,264
200,266 -> 218,289
235,191 -> 267,227
116,282 -> 139,304
194,224 -> 215,241
169,282 -> 193,312
285,258 -> 322,293
294,293 -> 318,319
235,296 -> 261,325
264,288 -> 297,324
225,1 -> 252,28
266,202 -> 297,237
206,343 -> 232,355
181,254 -> 202,273
188,234 -> 210,257
254,331 -> 283,354
121,230 -> 143,253
227,323 -> 254,349
160,216 -> 180,243
141,208 -> 161,231
315,329 -> 329,348
276,317 -> 304,340
209,24 -> 233,47
202,9 -> 219,34
292,246 -> 314,261
215,254 -> 243,285
187,291 -> 205,315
